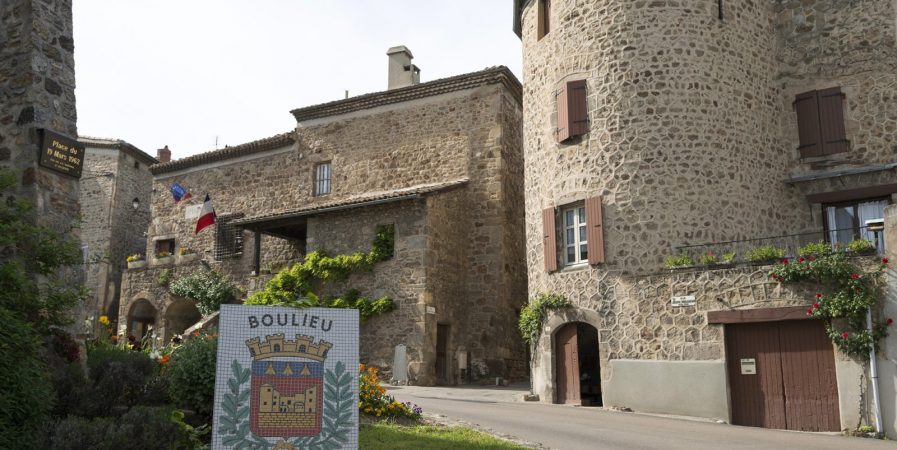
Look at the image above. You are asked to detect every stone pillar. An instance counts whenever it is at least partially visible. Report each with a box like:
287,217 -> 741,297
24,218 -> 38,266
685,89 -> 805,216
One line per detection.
0,0 -> 84,322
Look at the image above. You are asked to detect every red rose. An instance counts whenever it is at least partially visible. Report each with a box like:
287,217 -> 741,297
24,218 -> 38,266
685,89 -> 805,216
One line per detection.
806,308 -> 813,315
883,258 -> 889,264
842,331 -> 849,339
813,302 -> 820,309
808,255 -> 815,260
799,257 -> 805,262
783,258 -> 789,265
888,319 -> 894,326
816,293 -> 823,298
851,273 -> 859,279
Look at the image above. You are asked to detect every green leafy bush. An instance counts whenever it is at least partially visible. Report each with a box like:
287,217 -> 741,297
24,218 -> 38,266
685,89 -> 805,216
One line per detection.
169,269 -> 241,315
699,252 -> 718,265
245,224 -> 396,320
49,406 -> 187,450
746,245 -> 785,264
798,241 -> 831,258
165,329 -> 218,418
518,293 -> 571,346
665,254 -> 694,268
722,251 -> 736,263
0,309 -> 54,450
847,239 -> 875,254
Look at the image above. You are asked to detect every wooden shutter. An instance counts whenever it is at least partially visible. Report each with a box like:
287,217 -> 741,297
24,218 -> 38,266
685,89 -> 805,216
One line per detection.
585,196 -> 605,265
817,87 -> 848,155
568,80 -> 589,137
542,207 -> 558,273
556,83 -> 569,142
794,91 -> 822,158
537,0 -> 550,39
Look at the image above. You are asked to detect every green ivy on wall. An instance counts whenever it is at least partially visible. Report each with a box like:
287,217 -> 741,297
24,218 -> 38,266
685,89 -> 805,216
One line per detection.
244,224 -> 396,320
769,248 -> 892,358
518,293 -> 571,347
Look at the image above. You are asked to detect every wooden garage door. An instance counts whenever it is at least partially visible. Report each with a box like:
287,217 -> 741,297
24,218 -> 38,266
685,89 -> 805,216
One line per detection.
725,320 -> 839,431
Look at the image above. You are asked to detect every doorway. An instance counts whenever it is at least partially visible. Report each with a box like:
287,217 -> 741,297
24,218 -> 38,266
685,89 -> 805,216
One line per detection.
555,322 -> 601,406
725,319 -> 840,431
436,324 -> 450,385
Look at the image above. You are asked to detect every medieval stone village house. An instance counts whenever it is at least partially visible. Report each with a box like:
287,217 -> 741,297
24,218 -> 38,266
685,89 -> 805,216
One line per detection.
514,0 -> 897,436
118,48 -> 527,386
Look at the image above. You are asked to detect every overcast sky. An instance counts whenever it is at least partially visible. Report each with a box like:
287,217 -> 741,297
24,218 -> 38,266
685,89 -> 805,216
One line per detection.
72,1 -> 522,159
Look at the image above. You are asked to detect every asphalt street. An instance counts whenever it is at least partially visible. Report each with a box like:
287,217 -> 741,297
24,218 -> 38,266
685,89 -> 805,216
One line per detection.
388,384 -> 895,450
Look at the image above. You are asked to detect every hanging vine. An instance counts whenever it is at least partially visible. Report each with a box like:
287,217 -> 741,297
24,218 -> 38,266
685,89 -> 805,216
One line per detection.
769,249 -> 892,358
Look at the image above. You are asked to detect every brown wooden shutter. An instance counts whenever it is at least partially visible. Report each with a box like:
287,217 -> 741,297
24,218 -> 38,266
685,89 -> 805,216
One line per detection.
556,83 -> 569,142
585,196 -> 605,265
542,207 -> 558,273
817,87 -> 848,155
794,91 -> 822,158
568,80 -> 589,137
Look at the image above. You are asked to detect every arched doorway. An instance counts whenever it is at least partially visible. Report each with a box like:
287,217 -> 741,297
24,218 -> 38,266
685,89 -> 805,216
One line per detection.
555,322 -> 601,406
128,299 -> 157,342
164,300 -> 202,342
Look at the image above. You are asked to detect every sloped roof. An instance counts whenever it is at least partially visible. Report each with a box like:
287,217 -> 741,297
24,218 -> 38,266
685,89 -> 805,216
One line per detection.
150,132 -> 296,175
79,136 -> 158,165
232,179 -> 469,228
290,66 -> 521,122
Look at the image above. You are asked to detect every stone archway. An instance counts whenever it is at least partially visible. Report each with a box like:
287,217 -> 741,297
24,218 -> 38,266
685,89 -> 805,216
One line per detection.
164,300 -> 202,342
532,307 -> 606,405
127,299 -> 157,342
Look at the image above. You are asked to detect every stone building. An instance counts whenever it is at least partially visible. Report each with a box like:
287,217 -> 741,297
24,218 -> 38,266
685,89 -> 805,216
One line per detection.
119,48 -> 526,385
514,0 -> 897,435
78,137 -> 158,330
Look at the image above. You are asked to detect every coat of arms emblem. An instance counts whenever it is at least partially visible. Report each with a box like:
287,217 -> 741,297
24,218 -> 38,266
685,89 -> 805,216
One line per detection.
246,334 -> 331,437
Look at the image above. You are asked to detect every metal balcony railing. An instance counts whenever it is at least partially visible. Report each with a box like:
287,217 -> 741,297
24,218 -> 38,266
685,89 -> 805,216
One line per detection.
673,225 -> 886,265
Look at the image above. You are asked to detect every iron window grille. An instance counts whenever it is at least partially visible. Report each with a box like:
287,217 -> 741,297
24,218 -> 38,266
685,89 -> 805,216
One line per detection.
314,162 -> 331,196
214,213 -> 245,260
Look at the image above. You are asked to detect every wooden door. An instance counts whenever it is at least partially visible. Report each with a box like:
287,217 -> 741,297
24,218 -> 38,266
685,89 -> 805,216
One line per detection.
725,320 -> 840,431
779,320 -> 840,431
436,324 -> 449,384
555,323 -> 580,404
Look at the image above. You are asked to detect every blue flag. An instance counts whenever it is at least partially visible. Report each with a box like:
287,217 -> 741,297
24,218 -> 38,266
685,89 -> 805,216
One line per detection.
170,183 -> 192,203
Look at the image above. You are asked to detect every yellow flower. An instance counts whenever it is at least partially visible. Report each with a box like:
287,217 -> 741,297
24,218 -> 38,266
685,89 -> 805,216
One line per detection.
98,315 -> 110,326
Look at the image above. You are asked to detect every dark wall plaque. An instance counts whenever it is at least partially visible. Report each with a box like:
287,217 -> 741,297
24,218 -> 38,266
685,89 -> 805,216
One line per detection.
38,129 -> 84,178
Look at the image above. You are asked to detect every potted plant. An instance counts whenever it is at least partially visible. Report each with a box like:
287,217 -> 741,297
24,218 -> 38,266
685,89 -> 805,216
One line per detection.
798,241 -> 832,259
126,253 -> 146,269
665,253 -> 695,270
177,247 -> 200,264
721,251 -> 736,264
699,251 -> 718,266
746,245 -> 786,266
846,238 -> 876,256
154,251 -> 174,265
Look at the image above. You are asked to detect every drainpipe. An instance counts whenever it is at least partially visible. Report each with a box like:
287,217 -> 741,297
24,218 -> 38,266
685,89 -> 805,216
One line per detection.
867,308 -> 883,434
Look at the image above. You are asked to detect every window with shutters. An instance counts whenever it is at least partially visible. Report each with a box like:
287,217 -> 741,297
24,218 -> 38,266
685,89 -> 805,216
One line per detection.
214,213 -> 244,260
314,162 -> 331,196
794,87 -> 849,158
542,196 -> 605,273
556,80 -> 589,143
537,0 -> 551,40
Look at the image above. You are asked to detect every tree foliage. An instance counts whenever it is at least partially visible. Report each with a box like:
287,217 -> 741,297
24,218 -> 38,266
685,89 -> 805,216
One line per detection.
169,269 -> 241,315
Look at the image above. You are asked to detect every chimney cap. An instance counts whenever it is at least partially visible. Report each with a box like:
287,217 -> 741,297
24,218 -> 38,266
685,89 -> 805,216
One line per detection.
386,45 -> 413,59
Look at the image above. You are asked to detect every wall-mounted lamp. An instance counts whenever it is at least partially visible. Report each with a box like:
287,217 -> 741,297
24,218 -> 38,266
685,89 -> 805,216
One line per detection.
132,198 -> 140,211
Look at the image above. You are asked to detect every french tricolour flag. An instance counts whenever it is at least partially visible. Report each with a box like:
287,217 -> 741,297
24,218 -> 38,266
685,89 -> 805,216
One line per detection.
195,194 -> 216,234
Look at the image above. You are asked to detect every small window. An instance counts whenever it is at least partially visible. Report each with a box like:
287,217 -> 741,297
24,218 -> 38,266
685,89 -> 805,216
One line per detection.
214,213 -> 245,260
556,80 -> 589,142
794,87 -> 848,158
134,160 -> 140,169
562,206 -> 588,265
154,239 -> 174,256
314,162 -> 331,196
537,0 -> 551,40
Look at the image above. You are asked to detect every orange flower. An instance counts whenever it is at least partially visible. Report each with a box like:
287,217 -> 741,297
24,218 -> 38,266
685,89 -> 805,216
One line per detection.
110,335 -> 119,343
160,355 -> 171,365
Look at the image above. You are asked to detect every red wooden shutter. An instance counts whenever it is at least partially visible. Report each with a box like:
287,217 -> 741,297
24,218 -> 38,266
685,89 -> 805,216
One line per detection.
794,91 -> 822,158
585,196 -> 605,265
568,80 -> 589,137
817,87 -> 848,155
542,207 -> 558,273
556,83 -> 569,142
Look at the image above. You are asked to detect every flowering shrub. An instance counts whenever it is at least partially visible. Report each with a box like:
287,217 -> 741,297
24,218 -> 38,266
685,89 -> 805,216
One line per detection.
699,252 -> 718,265
169,269 -> 241,315
358,364 -> 422,420
127,253 -> 144,263
769,252 -> 891,357
155,251 -> 172,258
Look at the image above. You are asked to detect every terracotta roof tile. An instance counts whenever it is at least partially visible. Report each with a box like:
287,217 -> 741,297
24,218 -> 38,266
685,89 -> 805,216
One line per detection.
151,132 -> 295,175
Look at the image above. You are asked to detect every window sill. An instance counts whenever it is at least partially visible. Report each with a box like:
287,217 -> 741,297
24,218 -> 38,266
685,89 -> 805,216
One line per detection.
556,262 -> 591,274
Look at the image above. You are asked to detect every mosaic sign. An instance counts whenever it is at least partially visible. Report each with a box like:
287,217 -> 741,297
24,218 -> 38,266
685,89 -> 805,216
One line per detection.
213,305 -> 359,449
38,129 -> 84,178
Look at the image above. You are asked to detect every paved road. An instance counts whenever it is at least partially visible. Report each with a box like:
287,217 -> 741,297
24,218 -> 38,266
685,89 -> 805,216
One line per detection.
388,385 -> 894,450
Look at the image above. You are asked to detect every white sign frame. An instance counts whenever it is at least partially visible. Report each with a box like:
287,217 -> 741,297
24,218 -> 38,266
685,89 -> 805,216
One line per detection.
671,295 -> 696,307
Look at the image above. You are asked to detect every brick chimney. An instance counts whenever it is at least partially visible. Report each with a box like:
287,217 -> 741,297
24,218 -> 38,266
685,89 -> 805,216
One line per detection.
387,45 -> 420,90
157,145 -> 171,163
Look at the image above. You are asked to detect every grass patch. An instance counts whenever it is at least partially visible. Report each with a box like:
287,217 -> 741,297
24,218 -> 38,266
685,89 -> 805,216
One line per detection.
360,422 -> 527,449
